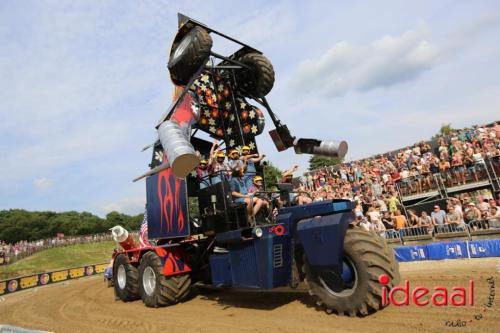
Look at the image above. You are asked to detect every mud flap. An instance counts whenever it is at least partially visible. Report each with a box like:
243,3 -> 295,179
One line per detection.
296,212 -> 353,275
153,246 -> 192,277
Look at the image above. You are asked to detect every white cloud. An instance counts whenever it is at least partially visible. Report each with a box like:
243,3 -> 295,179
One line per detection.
33,178 -> 53,190
290,25 -> 441,96
100,196 -> 145,216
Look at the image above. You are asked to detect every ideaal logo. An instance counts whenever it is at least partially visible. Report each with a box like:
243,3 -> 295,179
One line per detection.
378,274 -> 474,306
379,274 -> 496,328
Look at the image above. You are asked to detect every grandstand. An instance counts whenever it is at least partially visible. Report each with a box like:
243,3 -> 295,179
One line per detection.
300,121 -> 500,246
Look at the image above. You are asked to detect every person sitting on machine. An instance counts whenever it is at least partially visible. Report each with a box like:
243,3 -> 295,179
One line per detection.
196,159 -> 212,189
280,165 -> 312,206
210,150 -> 230,184
230,166 -> 265,223
228,149 -> 245,170
248,175 -> 277,221
248,175 -> 264,193
240,146 -> 266,188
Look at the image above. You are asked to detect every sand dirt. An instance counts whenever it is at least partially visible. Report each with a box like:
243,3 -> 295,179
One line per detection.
0,258 -> 499,333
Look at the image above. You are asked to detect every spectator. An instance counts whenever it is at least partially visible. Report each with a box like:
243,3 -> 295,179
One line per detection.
464,202 -> 482,223
447,207 -> 465,229
489,198 -> 500,211
477,197 -> 490,215
356,216 -> 371,232
387,193 -> 399,213
382,211 -> 395,230
367,206 -> 381,226
419,211 -> 434,234
486,206 -> 500,228
407,209 -> 419,227
393,210 -> 408,230
431,205 -> 447,225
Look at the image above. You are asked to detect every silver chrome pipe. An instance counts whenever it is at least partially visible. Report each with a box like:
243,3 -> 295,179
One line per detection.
293,138 -> 348,159
157,120 -> 199,178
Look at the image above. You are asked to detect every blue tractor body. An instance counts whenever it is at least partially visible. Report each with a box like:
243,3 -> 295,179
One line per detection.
209,200 -> 355,289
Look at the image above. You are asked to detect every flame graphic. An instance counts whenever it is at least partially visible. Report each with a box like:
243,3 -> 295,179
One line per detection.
157,168 -> 186,234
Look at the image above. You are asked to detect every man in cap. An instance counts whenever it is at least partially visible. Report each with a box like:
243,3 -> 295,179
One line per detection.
196,159 -> 212,189
229,166 -> 264,222
210,150 -> 230,184
431,205 -> 447,226
227,149 -> 244,170
464,202 -> 482,223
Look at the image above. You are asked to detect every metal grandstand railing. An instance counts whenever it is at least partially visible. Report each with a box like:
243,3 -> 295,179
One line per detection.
382,221 -> 500,245
396,159 -> 499,204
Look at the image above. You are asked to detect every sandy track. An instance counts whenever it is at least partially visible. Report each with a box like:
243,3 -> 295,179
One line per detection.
1,258 -> 499,333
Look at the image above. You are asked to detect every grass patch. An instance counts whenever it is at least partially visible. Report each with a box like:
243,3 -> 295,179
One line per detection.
0,241 -> 116,280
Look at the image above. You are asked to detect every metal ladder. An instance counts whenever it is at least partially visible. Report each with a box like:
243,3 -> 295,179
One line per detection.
484,159 -> 500,193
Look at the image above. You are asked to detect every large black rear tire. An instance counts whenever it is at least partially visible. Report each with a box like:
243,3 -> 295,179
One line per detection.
113,254 -> 140,301
235,52 -> 275,98
139,251 -> 191,308
303,227 -> 400,316
168,26 -> 212,86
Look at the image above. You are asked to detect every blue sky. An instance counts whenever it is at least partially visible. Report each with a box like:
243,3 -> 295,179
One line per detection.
1,0 -> 499,216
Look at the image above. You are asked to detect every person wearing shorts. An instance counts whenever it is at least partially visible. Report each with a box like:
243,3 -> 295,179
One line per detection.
230,166 -> 264,220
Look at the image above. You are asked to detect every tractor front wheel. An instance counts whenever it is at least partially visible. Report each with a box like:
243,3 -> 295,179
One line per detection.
235,52 -> 275,98
113,254 -> 140,301
168,26 -> 213,86
139,251 -> 191,308
303,227 -> 400,316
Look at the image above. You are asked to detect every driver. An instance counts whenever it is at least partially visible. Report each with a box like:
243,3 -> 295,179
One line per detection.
229,166 -> 264,221
248,176 -> 270,207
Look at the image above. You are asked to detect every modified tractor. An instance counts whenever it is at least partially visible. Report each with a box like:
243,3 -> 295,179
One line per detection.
112,14 -> 400,316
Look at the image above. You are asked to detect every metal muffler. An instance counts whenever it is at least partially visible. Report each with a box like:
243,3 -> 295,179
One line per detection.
293,138 -> 348,159
158,120 -> 200,178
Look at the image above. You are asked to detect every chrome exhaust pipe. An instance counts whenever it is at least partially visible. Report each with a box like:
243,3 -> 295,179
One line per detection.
293,138 -> 348,159
157,120 -> 200,178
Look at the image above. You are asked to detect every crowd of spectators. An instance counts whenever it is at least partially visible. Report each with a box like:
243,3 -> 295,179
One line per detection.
354,195 -> 500,238
0,233 -> 112,265
291,122 -> 500,237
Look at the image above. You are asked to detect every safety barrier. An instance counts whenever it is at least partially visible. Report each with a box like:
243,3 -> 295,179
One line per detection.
394,238 -> 500,262
384,229 -> 402,243
434,223 -> 469,239
0,262 -> 108,296
397,159 -> 498,199
384,222 -> 500,245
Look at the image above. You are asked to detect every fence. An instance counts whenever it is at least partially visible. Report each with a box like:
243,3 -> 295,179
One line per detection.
0,233 -> 116,266
384,221 -> 500,245
394,238 -> 500,262
0,262 -> 108,295
396,158 -> 500,200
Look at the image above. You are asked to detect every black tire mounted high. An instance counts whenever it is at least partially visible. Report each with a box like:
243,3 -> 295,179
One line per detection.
168,26 -> 213,86
303,227 -> 400,316
113,254 -> 140,301
235,52 -> 275,98
138,251 -> 191,308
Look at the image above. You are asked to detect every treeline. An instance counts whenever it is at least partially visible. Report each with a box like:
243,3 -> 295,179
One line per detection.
0,209 -> 143,244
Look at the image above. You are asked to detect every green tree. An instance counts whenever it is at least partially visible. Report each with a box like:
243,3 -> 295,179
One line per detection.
308,155 -> 342,171
434,123 -> 459,138
0,209 -> 141,243
263,163 -> 282,189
